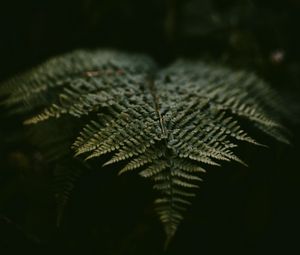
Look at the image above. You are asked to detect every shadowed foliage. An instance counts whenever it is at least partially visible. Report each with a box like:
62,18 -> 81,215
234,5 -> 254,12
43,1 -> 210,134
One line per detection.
0,49 -> 290,246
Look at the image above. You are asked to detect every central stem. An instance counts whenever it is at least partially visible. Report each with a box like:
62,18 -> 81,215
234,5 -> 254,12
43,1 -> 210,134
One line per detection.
146,76 -> 167,137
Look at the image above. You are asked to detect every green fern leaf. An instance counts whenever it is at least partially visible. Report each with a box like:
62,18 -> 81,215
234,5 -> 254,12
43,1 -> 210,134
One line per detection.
0,49 -> 290,246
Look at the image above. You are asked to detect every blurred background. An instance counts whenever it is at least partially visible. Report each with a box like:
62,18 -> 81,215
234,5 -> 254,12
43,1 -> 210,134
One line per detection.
0,0 -> 300,254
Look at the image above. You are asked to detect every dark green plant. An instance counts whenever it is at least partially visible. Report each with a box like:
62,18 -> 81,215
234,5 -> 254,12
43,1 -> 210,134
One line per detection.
0,49 -> 290,247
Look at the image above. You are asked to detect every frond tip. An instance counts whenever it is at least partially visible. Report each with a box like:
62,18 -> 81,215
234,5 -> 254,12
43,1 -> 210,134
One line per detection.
1,49 -> 291,246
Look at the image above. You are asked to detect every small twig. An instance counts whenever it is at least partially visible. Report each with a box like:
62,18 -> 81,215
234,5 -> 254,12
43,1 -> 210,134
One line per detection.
0,214 -> 40,244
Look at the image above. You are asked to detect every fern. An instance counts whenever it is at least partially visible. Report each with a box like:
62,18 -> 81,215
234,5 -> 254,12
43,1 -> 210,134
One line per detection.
25,117 -> 86,225
0,49 -> 290,246
53,159 -> 85,227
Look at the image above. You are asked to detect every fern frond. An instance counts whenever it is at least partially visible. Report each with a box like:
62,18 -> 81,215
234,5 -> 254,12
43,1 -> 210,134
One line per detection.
118,147 -> 165,175
53,161 -> 84,227
1,49 -> 290,246
24,118 -> 86,225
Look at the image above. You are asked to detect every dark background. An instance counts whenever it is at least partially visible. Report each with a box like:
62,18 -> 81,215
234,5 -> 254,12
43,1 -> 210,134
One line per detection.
0,0 -> 300,254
